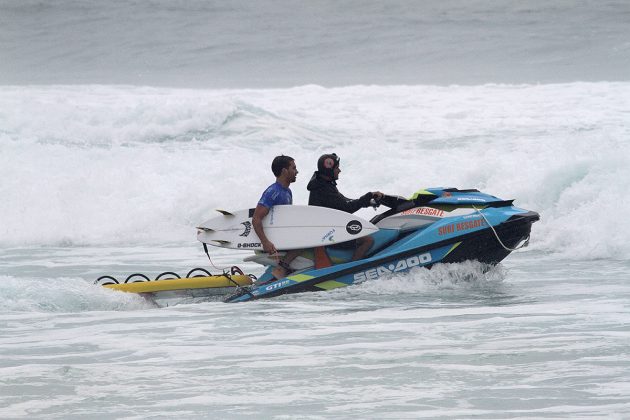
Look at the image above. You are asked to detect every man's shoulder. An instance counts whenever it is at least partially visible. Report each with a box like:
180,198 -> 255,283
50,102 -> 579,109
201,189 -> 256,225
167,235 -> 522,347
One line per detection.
262,182 -> 288,195
262,182 -> 278,193
309,177 -> 337,192
259,182 -> 291,206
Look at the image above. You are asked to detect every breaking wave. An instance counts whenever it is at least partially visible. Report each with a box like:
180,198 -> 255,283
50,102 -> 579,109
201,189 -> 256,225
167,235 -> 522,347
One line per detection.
1,83 -> 629,260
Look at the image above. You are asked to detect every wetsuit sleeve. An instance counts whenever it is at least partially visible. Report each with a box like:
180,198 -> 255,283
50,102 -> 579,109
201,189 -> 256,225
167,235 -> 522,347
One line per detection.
313,190 -> 372,214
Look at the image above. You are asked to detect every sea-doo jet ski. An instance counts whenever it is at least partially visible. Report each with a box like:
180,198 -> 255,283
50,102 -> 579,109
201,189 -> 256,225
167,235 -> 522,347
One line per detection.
216,187 -> 539,302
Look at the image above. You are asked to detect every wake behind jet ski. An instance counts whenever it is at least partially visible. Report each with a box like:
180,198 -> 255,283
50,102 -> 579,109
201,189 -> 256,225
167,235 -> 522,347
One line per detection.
216,187 -> 539,302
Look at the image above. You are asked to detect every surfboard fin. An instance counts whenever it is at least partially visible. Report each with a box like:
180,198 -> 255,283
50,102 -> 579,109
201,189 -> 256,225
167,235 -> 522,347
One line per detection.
196,227 -> 214,232
212,240 -> 231,246
216,209 -> 234,216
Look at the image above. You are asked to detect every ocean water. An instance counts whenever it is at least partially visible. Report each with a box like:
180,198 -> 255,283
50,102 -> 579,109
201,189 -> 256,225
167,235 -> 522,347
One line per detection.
2,0 -> 630,87
2,1 -> 630,418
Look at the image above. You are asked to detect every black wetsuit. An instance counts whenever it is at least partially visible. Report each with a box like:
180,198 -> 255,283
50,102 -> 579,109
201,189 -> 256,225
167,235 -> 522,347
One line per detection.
306,171 -> 372,213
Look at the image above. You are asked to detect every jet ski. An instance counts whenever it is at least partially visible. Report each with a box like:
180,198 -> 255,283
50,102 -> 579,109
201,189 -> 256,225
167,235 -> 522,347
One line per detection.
222,187 -> 539,303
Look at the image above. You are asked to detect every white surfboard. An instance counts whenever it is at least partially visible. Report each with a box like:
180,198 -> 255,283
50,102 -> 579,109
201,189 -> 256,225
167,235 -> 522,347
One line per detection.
197,205 -> 378,251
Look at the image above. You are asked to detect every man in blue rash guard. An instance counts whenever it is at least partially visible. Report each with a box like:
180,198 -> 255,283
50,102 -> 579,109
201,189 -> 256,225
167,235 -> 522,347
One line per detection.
252,155 -> 299,279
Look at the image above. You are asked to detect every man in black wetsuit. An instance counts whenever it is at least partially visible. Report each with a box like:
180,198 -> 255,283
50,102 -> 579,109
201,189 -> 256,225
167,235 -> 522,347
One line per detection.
306,153 -> 383,260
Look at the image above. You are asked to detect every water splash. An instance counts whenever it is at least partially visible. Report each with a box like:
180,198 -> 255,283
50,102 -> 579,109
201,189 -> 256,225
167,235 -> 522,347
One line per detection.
0,276 -> 154,313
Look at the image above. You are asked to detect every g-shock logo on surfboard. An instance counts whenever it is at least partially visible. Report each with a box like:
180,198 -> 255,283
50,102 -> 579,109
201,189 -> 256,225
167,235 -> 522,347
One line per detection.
237,242 -> 261,249
239,221 -> 252,237
346,220 -> 363,235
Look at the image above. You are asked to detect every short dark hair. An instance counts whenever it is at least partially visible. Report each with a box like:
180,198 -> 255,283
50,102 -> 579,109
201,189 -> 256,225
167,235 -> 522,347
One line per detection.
271,155 -> 294,177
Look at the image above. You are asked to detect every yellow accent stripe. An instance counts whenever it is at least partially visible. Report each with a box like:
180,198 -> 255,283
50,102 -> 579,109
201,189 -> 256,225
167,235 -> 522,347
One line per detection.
287,273 -> 315,283
445,242 -> 462,256
103,275 -> 252,294
314,280 -> 347,290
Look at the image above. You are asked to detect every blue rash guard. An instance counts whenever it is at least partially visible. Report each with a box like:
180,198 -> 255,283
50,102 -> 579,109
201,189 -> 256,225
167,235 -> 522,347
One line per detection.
258,182 -> 293,208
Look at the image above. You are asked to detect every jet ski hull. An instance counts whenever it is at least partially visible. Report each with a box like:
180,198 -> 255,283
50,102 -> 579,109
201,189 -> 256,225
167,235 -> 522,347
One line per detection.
439,211 -> 539,265
225,208 -> 539,303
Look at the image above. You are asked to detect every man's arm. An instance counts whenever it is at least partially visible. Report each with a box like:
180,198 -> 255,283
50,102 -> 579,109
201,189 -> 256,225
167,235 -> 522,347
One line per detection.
252,204 -> 277,255
316,190 -> 376,214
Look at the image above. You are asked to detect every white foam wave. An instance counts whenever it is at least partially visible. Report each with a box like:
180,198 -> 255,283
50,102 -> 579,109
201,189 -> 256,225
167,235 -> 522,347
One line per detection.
0,276 -> 154,313
323,260 -> 509,299
1,83 -> 629,259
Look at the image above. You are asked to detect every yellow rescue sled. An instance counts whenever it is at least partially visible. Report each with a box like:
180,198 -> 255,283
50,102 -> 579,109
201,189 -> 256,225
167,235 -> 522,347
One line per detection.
95,267 -> 254,305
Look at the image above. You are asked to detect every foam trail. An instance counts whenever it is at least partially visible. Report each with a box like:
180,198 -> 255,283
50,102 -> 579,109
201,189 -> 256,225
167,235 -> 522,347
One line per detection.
0,276 -> 154,313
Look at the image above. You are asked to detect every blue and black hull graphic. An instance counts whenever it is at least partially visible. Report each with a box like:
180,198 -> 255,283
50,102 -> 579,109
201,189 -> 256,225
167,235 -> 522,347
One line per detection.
225,209 -> 538,303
